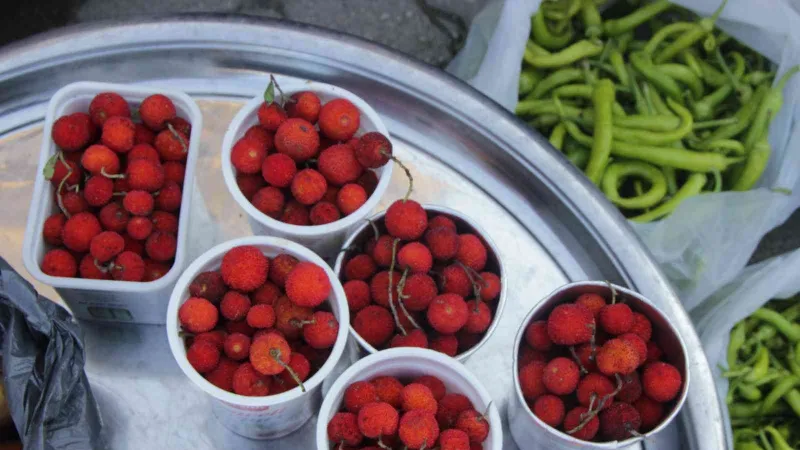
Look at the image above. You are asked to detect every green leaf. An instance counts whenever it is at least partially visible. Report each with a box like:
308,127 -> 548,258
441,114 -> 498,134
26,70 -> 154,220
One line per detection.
264,80 -> 275,105
43,153 -> 58,180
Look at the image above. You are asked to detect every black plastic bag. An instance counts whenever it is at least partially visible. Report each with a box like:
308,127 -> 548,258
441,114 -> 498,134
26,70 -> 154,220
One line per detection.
0,258 -> 103,449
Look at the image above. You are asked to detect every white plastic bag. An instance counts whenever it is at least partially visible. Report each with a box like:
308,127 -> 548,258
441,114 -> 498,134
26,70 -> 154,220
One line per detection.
689,247 -> 800,448
448,0 -> 800,309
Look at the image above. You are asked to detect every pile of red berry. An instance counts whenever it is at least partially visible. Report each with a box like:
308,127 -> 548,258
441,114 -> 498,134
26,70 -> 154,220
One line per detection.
39,91 -> 190,282
232,82 -> 392,226
178,245 -> 340,396
340,202 -> 502,357
517,291 -> 683,442
328,374 -> 491,449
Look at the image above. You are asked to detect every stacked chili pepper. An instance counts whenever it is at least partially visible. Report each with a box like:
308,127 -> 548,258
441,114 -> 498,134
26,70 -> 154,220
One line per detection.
516,0 -> 799,222
724,300 -> 800,450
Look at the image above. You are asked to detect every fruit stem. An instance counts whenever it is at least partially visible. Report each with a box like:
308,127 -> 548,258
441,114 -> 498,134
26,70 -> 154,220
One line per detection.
376,438 -> 392,450
456,261 -> 484,300
569,346 -> 589,376
54,152 -> 73,218
93,258 -> 110,274
367,219 -> 380,242
167,123 -> 189,154
388,238 -> 408,336
606,280 -> 618,304
592,373 -> 624,414
627,426 -> 644,438
269,348 -> 306,393
112,192 -> 126,197
567,400 -> 599,435
395,268 -> 422,330
100,167 -> 125,179
382,151 -> 414,202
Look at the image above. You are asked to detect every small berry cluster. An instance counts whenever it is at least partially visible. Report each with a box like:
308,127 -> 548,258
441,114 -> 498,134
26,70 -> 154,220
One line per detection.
40,91 -> 189,282
232,79 -> 392,226
178,245 -> 340,396
342,202 -> 502,358
518,290 -> 682,442
328,374 -> 491,449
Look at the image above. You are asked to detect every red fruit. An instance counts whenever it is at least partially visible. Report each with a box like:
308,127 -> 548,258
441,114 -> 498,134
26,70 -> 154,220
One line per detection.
525,320 -> 552,351
281,200 -> 310,225
275,300 -> 314,341
145,231 -> 177,262
357,402 -> 399,439
599,303 -> 634,335
620,333 -> 647,366
291,168 -> 327,205
52,113 -> 94,151
152,211 -> 178,234
370,235 -> 395,267
353,305 -> 394,347
427,294 -> 469,334
123,235 -> 144,255
519,360 -> 547,400
194,330 -> 227,350
345,381 -> 379,413
274,118 -> 320,162
221,291 -> 252,321
257,102 -> 288,131
455,409 -> 489,444
41,249 -> 78,278
519,346 -> 548,366
390,329 -> 429,349
144,259 -> 171,281
575,293 -> 606,319
101,116 -> 135,153
224,332 -> 251,360
563,406 -> 599,441
617,372 -> 643,403
231,137 -> 267,174
126,159 -> 164,192
372,376 -> 404,409
251,186 -> 285,219
437,393 -> 473,429
168,117 -> 192,136
62,212 -> 102,252
633,396 -> 665,431
414,376 -> 446,401
285,261 -> 331,308
83,176 -> 114,207
89,92 -> 130,127
123,190 -> 154,216
439,429 -> 470,450
232,362 -> 272,396
599,402 -> 641,441
310,201 -> 341,225
154,128 -> 189,161
318,144 -> 363,186
43,213 -> 66,246
140,94 -> 176,131
134,124 -> 155,145
110,251 -> 146,281
251,281 -> 280,306
319,98 -> 360,141
345,254 -> 377,281
464,300 -> 492,334
646,341 -> 664,363
547,303 -> 595,346
542,357 -> 580,395
89,231 -> 125,262
597,338 -> 640,376
428,215 -> 457,232
156,181 -> 182,212
226,319 -> 256,337
221,245 -> 269,292
369,270 -> 400,308
327,412 -> 363,446
205,357 -> 239,392
79,254 -> 111,280
269,253 -> 298,288
357,170 -> 379,195
261,153 -> 297,188
442,264 -> 471,298
354,132 -> 391,168
402,383 -> 438,414
303,311 -> 339,349
533,395 -> 566,428
478,272 -> 501,302
430,334 -> 459,357
186,340 -> 220,373
398,242 -> 433,274
399,410 -> 440,450
336,183 -> 368,215
425,226 -> 459,261
642,362 -> 682,402
249,332 -> 292,376
343,280 -> 371,312
399,274 -> 437,311
126,216 -> 153,241
247,304 -> 276,329
322,185 -> 339,204
163,161 -> 186,185
128,143 -> 160,162
81,144 -> 120,175
279,353 -> 311,388
236,173 -> 266,200
385,200 -> 428,241
456,234 -> 487,271
576,373 -> 616,410
630,313 -> 653,342
286,91 -> 321,123
98,202 -> 129,233
50,158 -> 82,187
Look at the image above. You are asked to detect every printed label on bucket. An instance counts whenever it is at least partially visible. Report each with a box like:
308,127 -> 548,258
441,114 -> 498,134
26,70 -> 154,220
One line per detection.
211,389 -> 321,440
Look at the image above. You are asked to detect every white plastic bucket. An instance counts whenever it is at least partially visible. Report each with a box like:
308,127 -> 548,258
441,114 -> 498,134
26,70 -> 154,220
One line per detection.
221,81 -> 393,258
316,347 -> 503,449
22,81 -> 202,324
166,236 -> 350,440
333,204 -> 507,362
508,282 -> 691,449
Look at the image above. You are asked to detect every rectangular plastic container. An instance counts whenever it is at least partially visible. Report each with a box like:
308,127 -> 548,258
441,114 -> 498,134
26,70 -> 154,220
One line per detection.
22,81 -> 203,324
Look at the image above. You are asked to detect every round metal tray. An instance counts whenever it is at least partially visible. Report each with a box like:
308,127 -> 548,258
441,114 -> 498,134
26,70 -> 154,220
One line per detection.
0,16 -> 725,450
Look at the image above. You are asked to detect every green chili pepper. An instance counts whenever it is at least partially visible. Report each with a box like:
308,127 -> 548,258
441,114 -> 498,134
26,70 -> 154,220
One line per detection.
627,67 -> 650,115
752,371 -> 785,387
729,400 -> 787,418
611,140 -> 741,171
586,79 -> 615,184
529,68 -> 584,99
693,84 -> 733,120
763,426 -> 794,450
643,82 -> 672,116
563,120 -> 595,147
567,146 -> 590,169
580,0 -> 603,39
630,51 -> 683,101
783,302 -> 800,322
734,441 -> 765,450
730,322 -> 748,367
695,57 -> 729,87
716,49 -> 752,103
745,71 -> 776,86
745,346 -> 771,383
654,0 -> 730,64
656,63 -> 705,99
531,12 -> 574,51
613,98 -> 693,145
551,85 -> 627,115
542,0 -> 582,22
602,161 -> 667,209
530,114 -> 561,128
603,0 -> 671,37
681,50 -> 703,78
516,99 -> 583,117
519,71 -> 541,96
732,135 -> 770,191
523,40 -> 552,66
549,123 -> 568,150
750,308 -> 800,342
702,84 -> 769,145
762,377 -> 799,413
701,139 -> 746,155
609,48 -> 629,88
526,40 -> 604,69
743,66 -> 800,151
643,22 -> 695,55
785,388 -> 800,417
739,384 -> 763,401
630,172 -> 707,222
747,325 -> 778,345
609,114 -> 680,132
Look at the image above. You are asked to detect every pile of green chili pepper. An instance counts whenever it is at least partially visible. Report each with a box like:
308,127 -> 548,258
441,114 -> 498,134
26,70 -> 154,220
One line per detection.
724,300 -> 800,450
516,0 -> 799,222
